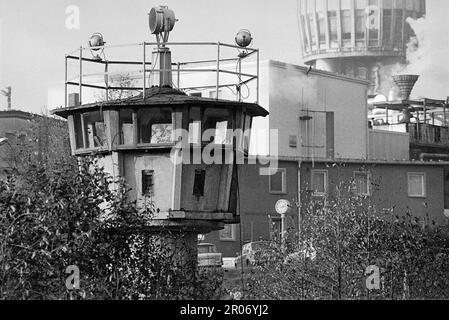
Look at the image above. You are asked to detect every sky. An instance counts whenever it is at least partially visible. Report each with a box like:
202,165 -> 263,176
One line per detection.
0,0 -> 449,113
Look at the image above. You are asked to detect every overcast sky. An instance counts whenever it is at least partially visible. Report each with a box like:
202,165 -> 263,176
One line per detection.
1,0 -> 449,113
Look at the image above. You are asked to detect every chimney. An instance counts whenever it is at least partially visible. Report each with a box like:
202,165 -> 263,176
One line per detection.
393,75 -> 419,100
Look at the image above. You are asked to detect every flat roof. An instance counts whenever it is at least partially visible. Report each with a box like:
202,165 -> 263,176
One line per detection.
246,156 -> 449,166
268,60 -> 371,86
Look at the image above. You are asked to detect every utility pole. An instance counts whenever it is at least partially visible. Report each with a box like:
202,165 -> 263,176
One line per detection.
1,86 -> 12,110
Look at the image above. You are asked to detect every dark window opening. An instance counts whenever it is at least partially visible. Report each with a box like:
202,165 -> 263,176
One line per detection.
83,111 -> 106,148
202,108 -> 232,144
193,169 -> 206,197
74,113 -> 84,149
119,108 -> 134,145
289,135 -> 297,148
142,170 -> 154,196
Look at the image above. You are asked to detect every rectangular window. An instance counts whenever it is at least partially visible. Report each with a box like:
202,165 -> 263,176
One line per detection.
269,168 -> 287,194
311,169 -> 328,196
189,92 -> 202,97
83,111 -> 106,148
119,108 -> 134,145
137,107 -> 173,144
193,169 -> 206,197
74,113 -> 84,149
202,108 -> 232,145
289,135 -> 297,148
408,173 -> 426,197
354,171 -> 371,196
219,224 -> 236,241
188,107 -> 202,145
142,170 -> 154,196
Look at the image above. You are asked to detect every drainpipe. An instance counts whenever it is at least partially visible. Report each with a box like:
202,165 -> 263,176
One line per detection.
297,160 -> 302,245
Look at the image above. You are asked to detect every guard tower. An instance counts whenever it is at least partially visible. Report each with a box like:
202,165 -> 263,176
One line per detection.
51,6 -> 267,266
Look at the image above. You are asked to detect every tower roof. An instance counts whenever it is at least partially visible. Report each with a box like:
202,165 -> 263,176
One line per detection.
52,86 -> 268,119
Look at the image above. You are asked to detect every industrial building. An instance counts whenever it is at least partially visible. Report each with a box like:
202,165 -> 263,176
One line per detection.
298,0 -> 426,96
201,60 -> 449,257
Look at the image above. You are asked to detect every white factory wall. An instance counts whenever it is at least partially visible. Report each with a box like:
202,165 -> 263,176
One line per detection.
267,60 -> 369,160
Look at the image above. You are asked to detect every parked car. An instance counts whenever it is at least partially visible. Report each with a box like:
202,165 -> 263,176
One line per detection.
234,241 -> 270,268
197,243 -> 223,267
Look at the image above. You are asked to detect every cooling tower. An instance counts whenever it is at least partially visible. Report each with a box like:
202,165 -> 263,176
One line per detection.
298,0 -> 426,95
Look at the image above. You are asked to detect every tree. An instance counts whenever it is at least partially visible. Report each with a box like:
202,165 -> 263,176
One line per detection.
0,155 -> 223,300
245,172 -> 449,300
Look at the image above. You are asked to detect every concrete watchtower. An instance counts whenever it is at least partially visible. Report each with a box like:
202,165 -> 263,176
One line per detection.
52,6 -> 268,270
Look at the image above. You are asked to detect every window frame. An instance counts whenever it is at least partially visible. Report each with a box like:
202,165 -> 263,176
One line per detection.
136,107 -> 175,146
219,224 -> 237,242
407,172 -> 426,198
353,171 -> 372,197
311,169 -> 328,197
269,168 -> 287,195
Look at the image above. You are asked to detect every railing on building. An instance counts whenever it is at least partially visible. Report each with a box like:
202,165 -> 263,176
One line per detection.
64,42 -> 259,108
408,123 -> 449,147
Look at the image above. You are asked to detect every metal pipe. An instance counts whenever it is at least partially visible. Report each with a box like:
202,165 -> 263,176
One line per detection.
143,42 -> 146,98
64,55 -> 68,108
238,58 -> 242,102
216,42 -> 220,99
445,97 -> 448,127
256,50 -> 260,104
79,46 -> 82,105
177,63 -> 180,89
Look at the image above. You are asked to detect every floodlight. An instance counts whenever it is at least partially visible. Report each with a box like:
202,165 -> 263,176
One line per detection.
235,29 -> 252,48
149,6 -> 177,44
88,33 -> 106,59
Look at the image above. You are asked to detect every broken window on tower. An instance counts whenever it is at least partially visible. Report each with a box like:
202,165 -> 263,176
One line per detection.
83,111 -> 106,148
137,107 -> 173,144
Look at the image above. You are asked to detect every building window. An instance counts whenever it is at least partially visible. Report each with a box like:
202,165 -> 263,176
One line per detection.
74,113 -> 84,149
354,171 -> 371,196
219,224 -> 236,241
408,173 -> 426,198
137,107 -> 173,144
189,92 -> 202,97
269,168 -> 287,194
188,107 -> 202,145
311,169 -> 328,196
193,169 -> 206,197
142,170 -> 154,196
119,108 -> 134,145
83,111 -> 106,148
289,135 -> 297,148
202,108 -> 232,145
243,114 -> 252,153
